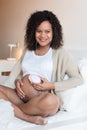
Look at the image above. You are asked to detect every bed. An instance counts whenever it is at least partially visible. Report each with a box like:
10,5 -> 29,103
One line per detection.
0,49 -> 87,130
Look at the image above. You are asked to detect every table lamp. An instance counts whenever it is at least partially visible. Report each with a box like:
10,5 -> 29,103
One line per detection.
7,43 -> 16,60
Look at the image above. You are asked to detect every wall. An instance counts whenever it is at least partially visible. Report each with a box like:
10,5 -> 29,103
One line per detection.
0,0 -> 87,59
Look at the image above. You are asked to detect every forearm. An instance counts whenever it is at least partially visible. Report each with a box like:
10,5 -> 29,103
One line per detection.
54,76 -> 84,92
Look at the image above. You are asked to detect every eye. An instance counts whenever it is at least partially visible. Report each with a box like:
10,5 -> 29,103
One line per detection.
36,30 -> 41,33
45,30 -> 51,33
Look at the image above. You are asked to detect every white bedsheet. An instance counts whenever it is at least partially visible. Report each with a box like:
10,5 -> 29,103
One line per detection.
9,114 -> 87,130
0,99 -> 87,130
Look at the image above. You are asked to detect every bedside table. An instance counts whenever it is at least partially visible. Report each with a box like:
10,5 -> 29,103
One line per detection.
0,59 -> 17,75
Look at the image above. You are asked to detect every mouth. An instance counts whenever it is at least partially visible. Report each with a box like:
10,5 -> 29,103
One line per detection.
39,38 -> 48,42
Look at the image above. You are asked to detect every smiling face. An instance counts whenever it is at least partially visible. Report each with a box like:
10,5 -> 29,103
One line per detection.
35,21 -> 53,48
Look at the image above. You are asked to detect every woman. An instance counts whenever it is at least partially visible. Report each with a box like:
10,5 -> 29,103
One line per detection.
0,10 -> 83,125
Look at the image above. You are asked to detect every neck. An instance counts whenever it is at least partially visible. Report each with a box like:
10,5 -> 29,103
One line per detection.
35,46 -> 50,56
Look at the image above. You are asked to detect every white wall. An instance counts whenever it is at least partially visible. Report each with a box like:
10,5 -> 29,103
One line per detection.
0,0 -> 87,59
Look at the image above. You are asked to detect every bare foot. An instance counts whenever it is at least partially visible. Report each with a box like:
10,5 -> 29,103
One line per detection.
12,104 -> 48,125
27,115 -> 48,125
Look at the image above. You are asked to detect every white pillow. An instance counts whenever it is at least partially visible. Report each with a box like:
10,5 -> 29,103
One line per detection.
78,58 -> 87,81
59,58 -> 87,113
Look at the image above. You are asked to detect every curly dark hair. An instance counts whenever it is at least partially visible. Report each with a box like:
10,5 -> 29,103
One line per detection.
25,10 -> 63,50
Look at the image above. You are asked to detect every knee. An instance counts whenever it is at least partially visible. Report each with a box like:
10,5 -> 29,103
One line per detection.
39,93 -> 60,116
46,93 -> 60,110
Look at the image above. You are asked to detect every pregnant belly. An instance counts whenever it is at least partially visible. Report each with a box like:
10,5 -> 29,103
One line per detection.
21,75 -> 41,102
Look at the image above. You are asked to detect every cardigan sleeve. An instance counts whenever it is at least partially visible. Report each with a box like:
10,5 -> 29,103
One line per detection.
53,49 -> 84,92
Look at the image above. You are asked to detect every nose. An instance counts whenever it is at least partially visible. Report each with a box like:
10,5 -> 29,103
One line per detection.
40,32 -> 45,37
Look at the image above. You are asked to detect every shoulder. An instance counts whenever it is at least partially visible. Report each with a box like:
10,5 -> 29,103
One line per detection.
52,47 -> 74,61
53,47 -> 72,56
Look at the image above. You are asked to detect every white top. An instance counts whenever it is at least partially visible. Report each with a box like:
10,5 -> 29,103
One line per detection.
21,48 -> 53,81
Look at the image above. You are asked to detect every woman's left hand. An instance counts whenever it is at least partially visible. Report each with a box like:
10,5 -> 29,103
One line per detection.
32,77 -> 55,91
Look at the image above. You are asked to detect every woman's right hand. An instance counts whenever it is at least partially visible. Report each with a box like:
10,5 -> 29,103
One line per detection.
15,79 -> 25,99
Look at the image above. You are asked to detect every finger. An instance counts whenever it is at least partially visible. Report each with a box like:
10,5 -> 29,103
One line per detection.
16,83 -> 25,97
16,87 -> 25,98
17,87 -> 25,95
33,84 -> 43,90
19,80 -> 23,86
17,85 -> 24,93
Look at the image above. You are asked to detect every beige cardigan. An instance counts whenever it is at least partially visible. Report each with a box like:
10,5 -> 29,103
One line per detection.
3,47 -> 83,93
